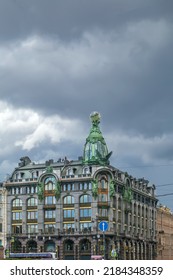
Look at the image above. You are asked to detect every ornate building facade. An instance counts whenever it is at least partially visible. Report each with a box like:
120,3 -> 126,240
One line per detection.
4,112 -> 158,259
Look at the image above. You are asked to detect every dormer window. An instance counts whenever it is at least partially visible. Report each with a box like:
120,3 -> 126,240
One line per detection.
83,167 -> 90,175
66,168 -> 73,176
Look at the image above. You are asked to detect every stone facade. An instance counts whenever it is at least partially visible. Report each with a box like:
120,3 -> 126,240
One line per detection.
156,206 -> 173,260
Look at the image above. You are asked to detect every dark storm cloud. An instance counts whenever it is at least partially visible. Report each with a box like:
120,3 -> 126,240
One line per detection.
0,0 -> 172,41
0,14 -> 173,138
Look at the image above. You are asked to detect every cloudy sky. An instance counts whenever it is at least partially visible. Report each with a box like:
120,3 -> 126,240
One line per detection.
0,0 -> 173,209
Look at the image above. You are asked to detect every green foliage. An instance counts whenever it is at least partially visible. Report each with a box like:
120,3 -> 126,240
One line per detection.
37,182 -> 44,201
109,179 -> 116,197
55,181 -> 61,201
91,179 -> 98,199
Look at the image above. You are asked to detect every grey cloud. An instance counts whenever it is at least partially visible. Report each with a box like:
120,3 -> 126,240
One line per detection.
0,0 -> 172,42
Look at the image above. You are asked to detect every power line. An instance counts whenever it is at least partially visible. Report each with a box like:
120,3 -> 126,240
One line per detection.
117,163 -> 173,169
156,183 -> 173,187
156,193 -> 173,197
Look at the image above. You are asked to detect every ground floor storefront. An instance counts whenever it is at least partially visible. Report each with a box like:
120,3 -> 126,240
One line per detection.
6,235 -> 157,260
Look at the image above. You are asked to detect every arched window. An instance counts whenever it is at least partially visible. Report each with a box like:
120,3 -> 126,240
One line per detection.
80,194 -> 91,204
64,240 -> 74,251
99,176 -> 108,189
12,198 -> 22,207
83,166 -> 90,175
27,197 -> 38,207
80,239 -> 91,251
44,176 -> 56,191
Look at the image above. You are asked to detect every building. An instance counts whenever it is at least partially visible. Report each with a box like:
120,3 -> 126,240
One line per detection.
4,112 -> 158,259
0,183 -> 3,247
0,181 -> 7,257
0,182 -> 6,247
156,205 -> 173,260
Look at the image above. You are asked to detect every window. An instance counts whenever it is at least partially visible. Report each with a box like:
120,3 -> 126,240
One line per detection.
0,223 -> 2,232
27,198 -> 38,207
83,167 -> 90,175
64,240 -> 74,251
44,176 -> 56,191
85,143 -> 92,160
27,211 -> 38,220
44,224 -> 55,234
66,168 -> 73,176
98,193 -> 108,202
12,198 -> 22,207
80,239 -> 91,251
98,208 -> 108,217
80,194 -> 91,203
27,186 -> 37,194
63,195 -> 74,204
80,208 -> 91,217
32,171 -> 39,179
12,225 -> 22,234
27,224 -> 38,234
63,209 -> 75,218
62,183 -> 75,191
45,196 -> 56,205
45,210 -> 55,219
11,187 -> 22,195
79,222 -> 92,232
63,223 -> 75,233
12,212 -> 22,220
79,182 -> 91,190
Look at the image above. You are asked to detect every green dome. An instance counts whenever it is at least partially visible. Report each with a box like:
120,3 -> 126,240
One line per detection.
83,112 -> 112,165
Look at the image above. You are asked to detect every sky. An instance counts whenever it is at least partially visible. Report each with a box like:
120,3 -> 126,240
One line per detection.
0,0 -> 173,210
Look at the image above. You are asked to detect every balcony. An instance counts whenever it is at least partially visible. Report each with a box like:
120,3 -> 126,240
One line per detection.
63,217 -> 75,222
12,219 -> 22,224
63,203 -> 74,208
27,205 -> 38,210
7,178 -> 38,184
80,217 -> 91,222
27,219 -> 38,223
44,190 -> 55,195
12,206 -> 22,211
43,204 -> 56,209
44,218 -> 56,223
98,201 -> 110,207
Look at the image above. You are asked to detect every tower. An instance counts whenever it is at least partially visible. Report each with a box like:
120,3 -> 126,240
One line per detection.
83,112 -> 112,165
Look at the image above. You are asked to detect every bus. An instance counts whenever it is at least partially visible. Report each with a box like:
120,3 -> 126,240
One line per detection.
91,255 -> 103,260
8,252 -> 57,260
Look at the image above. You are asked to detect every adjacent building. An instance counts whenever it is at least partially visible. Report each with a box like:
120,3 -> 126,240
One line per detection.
0,182 -> 6,250
156,205 -> 173,260
3,112 -> 158,259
